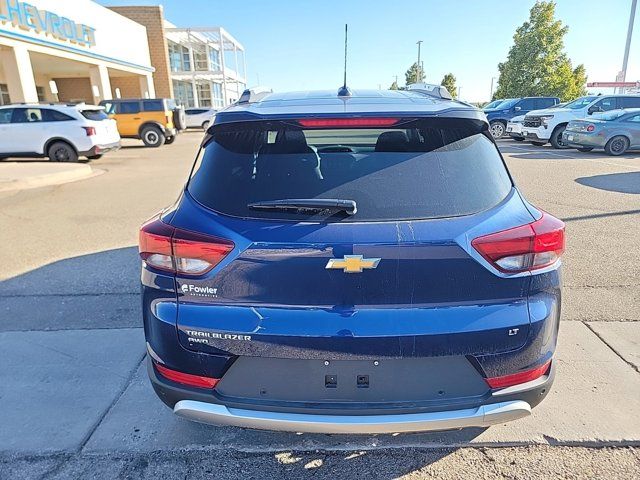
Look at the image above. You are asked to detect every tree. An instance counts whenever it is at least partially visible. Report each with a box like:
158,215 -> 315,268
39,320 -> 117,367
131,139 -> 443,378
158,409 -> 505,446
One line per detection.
389,80 -> 399,90
405,62 -> 424,85
493,1 -> 587,101
441,73 -> 457,98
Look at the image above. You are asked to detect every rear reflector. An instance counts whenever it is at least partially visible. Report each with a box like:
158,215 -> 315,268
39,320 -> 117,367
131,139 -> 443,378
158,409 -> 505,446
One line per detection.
139,217 -> 234,276
485,360 -> 552,389
471,213 -> 565,273
83,126 -> 96,136
298,118 -> 400,128
155,362 -> 219,389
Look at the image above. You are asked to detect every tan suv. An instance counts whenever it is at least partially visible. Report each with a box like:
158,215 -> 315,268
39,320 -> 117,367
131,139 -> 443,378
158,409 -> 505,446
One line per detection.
100,98 -> 186,147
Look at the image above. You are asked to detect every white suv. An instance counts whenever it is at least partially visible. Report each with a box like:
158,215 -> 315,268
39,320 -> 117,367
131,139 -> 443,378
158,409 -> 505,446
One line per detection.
184,107 -> 217,130
0,103 -> 121,162
522,95 -> 640,148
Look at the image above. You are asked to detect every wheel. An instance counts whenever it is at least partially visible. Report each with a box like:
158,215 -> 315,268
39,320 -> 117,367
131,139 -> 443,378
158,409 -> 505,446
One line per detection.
549,125 -> 569,149
512,136 -> 525,142
87,154 -> 103,160
141,126 -> 165,147
201,120 -> 210,131
48,141 -> 78,162
577,147 -> 593,153
164,135 -> 176,145
531,141 -> 546,147
490,121 -> 506,139
604,136 -> 630,156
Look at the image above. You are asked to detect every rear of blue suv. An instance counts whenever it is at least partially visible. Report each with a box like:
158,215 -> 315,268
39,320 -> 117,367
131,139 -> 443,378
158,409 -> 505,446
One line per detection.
139,89 -> 564,433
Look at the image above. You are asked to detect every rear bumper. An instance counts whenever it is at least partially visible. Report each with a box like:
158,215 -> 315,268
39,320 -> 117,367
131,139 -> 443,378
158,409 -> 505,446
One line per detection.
561,132 -> 603,148
79,141 -> 121,157
174,399 -> 531,434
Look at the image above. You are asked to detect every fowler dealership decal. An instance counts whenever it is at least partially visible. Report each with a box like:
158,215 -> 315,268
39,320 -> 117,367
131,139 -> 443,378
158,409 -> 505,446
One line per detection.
0,0 -> 96,47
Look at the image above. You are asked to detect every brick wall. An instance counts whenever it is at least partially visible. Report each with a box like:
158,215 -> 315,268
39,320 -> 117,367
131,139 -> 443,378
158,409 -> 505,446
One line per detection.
54,78 -> 93,103
110,77 -> 142,99
108,6 -> 173,99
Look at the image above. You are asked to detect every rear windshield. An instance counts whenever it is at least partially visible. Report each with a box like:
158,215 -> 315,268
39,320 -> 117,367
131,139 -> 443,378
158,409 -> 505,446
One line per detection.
188,118 -> 512,222
81,109 -> 108,121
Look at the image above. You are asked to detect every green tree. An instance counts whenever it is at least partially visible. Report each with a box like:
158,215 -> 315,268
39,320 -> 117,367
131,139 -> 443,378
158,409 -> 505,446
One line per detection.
389,80 -> 399,90
441,73 -> 457,98
405,62 -> 424,85
493,1 -> 587,101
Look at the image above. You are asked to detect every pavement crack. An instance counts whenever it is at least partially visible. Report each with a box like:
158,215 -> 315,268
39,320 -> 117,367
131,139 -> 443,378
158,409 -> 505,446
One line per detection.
583,322 -> 640,374
77,352 -> 147,453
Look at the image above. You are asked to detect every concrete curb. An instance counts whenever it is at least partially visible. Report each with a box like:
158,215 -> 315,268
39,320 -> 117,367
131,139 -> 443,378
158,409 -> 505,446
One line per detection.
0,162 -> 98,192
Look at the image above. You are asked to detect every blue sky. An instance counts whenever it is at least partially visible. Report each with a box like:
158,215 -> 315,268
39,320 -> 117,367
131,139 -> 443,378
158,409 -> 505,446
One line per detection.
99,0 -> 639,102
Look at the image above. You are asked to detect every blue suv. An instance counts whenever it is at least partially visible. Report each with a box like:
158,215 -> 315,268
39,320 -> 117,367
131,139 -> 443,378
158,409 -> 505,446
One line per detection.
486,97 -> 560,139
139,86 -> 564,434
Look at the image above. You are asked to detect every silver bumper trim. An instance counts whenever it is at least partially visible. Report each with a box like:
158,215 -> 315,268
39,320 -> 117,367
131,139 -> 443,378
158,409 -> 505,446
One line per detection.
173,400 -> 531,434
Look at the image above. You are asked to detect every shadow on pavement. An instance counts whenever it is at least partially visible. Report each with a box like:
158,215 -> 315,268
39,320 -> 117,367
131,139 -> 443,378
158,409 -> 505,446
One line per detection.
0,247 -> 140,331
575,171 -> 640,194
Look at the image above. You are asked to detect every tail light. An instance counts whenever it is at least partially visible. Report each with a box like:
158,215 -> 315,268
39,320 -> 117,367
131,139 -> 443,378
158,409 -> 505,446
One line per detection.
471,213 -> 565,273
485,359 -> 552,389
154,362 -> 219,389
586,124 -> 595,132
298,118 -> 400,128
139,218 -> 234,276
83,126 -> 96,136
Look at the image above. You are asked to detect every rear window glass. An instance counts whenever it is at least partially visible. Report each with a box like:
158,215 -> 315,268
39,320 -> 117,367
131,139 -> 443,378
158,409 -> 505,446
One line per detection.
43,109 -> 74,121
80,109 -> 108,121
143,100 -> 165,112
188,118 -> 512,222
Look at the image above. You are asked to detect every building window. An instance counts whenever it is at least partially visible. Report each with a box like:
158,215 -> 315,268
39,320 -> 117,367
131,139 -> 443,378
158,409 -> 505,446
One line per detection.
208,48 -> 221,70
168,41 -> 191,72
173,80 -> 194,108
193,46 -> 208,71
196,82 -> 212,107
0,84 -> 10,105
36,86 -> 45,102
212,83 -> 223,108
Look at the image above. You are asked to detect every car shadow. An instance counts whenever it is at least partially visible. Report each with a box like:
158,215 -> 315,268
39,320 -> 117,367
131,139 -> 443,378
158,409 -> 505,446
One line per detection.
575,172 -> 640,194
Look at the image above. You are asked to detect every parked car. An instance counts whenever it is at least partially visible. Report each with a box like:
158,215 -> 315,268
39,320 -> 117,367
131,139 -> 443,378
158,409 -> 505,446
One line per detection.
485,97 -> 560,139
522,95 -> 640,149
139,85 -> 564,434
563,108 -> 640,155
185,108 -> 217,130
0,103 -> 120,162
100,98 -> 186,147
506,114 -> 526,141
483,99 -> 504,111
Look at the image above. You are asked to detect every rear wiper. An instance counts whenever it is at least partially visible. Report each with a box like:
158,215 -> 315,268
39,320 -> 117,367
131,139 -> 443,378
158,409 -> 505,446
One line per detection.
247,198 -> 357,215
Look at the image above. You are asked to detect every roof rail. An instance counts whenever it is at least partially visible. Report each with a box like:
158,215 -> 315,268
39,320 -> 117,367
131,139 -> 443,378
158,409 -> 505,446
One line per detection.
406,83 -> 453,100
237,86 -> 273,104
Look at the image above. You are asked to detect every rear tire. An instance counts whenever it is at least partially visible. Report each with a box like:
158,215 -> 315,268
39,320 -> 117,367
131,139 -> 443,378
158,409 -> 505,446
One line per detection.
531,141 -> 546,147
550,125 -> 569,149
141,126 -> 165,148
512,136 -> 525,142
604,136 -> 630,156
577,147 -> 593,153
87,154 -> 103,160
490,121 -> 506,139
48,141 -> 78,162
164,135 -> 176,145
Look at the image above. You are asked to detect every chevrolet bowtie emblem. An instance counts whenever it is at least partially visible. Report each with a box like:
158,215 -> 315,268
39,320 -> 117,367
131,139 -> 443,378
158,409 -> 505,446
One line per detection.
325,255 -> 381,273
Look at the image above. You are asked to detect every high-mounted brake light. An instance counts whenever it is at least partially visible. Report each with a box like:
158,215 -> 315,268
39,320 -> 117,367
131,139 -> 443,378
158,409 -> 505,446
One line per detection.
471,213 -> 565,273
298,118 -> 400,128
155,362 -> 219,389
139,218 -> 234,275
485,360 -> 552,389
83,126 -> 96,136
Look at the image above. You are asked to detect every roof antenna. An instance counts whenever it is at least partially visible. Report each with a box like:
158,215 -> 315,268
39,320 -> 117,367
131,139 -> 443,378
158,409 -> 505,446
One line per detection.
337,24 -> 352,97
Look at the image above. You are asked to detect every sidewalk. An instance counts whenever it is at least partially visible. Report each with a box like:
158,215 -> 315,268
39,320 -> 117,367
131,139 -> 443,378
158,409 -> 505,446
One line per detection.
0,162 -> 96,192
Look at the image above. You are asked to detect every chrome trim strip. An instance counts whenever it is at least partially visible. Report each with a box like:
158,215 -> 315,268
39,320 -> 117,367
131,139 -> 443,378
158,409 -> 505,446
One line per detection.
173,400 -> 531,434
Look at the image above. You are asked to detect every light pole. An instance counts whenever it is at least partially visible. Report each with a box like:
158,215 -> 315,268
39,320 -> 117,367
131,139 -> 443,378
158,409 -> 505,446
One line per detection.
416,40 -> 423,82
620,0 -> 637,93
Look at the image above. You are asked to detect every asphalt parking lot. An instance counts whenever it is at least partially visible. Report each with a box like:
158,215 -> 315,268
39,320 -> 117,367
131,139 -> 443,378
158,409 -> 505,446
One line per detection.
0,133 -> 639,479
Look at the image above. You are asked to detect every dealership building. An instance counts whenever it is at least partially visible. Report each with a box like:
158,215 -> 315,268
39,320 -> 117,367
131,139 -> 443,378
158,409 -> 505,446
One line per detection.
0,0 -> 246,107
